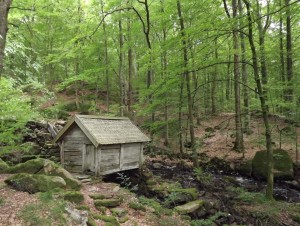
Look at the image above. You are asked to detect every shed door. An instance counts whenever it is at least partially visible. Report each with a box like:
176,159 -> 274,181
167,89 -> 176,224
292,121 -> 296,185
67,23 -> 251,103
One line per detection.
100,148 -> 120,173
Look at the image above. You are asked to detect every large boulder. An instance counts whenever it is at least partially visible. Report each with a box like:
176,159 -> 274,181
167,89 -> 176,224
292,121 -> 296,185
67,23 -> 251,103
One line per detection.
39,160 -> 81,190
252,149 -> 294,180
7,158 -> 81,190
5,173 -> 66,193
7,158 -> 45,174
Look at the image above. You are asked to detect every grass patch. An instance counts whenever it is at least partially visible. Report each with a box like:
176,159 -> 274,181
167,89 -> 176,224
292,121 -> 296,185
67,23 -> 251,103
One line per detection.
20,191 -> 66,226
129,201 -> 146,212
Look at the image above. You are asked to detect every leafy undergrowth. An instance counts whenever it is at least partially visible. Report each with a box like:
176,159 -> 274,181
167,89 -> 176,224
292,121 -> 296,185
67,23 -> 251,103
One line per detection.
228,187 -> 300,225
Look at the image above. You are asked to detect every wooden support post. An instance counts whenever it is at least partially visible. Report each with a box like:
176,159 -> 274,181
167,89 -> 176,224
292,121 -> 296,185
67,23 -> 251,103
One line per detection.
95,148 -> 102,176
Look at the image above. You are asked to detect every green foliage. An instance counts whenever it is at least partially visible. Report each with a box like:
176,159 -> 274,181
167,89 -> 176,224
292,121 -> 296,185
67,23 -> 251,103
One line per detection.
0,78 -> 36,150
226,187 -> 268,204
193,167 -> 212,184
62,191 -> 84,204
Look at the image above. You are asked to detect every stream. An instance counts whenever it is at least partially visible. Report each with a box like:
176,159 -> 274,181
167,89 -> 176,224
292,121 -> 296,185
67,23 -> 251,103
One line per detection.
103,159 -> 300,225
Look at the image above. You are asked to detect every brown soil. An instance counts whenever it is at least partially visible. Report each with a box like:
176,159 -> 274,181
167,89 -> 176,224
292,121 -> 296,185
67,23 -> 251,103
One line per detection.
195,113 -> 300,163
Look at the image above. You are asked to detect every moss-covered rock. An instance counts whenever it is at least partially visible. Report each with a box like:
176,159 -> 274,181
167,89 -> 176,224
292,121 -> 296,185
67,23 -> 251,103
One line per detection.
111,207 -> 127,217
7,158 -> 46,174
94,199 -> 121,208
174,200 -> 204,215
7,159 -> 81,190
252,149 -> 294,180
89,194 -> 107,200
0,158 -> 9,173
39,160 -> 82,190
92,214 -> 119,224
118,216 -> 129,223
5,173 -> 66,193
62,191 -> 84,204
128,201 -> 146,212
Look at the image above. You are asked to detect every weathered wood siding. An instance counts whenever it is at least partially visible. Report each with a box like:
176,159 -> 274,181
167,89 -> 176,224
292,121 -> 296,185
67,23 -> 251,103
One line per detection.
121,143 -> 142,170
61,124 -> 91,173
100,145 -> 121,174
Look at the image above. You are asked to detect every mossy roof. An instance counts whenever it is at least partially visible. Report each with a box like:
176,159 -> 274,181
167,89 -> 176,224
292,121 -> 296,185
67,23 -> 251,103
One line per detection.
53,114 -> 150,147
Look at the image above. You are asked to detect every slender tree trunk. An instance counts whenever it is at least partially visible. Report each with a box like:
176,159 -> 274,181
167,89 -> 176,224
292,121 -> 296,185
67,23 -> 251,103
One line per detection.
127,18 -> 133,113
0,0 -> 12,77
285,0 -> 293,102
161,3 -> 169,146
239,0 -> 250,134
177,0 -> 197,167
101,1 -> 109,113
244,0 -> 274,200
232,0 -> 244,153
119,19 -> 125,117
179,75 -> 184,155
211,38 -> 218,115
279,0 -> 285,108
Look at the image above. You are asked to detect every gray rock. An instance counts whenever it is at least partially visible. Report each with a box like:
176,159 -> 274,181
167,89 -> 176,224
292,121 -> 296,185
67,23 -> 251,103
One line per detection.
153,162 -> 163,169
174,200 -> 203,214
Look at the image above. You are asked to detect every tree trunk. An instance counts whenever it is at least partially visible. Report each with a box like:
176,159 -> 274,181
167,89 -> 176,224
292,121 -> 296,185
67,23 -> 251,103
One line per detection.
101,1 -> 109,114
0,0 -> 12,77
127,18 -> 133,113
211,38 -> 218,115
279,0 -> 285,108
177,0 -> 197,167
285,0 -> 293,102
119,19 -> 125,117
243,0 -> 274,200
239,0 -> 250,134
232,0 -> 244,153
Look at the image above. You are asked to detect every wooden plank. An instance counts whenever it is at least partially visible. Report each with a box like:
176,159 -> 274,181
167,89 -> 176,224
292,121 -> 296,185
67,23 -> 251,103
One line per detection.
64,136 -> 92,144
100,148 -> 120,172
140,144 -> 143,165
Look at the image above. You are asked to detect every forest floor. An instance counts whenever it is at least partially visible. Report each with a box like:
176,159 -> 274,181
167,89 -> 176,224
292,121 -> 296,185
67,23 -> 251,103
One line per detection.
197,112 -> 300,163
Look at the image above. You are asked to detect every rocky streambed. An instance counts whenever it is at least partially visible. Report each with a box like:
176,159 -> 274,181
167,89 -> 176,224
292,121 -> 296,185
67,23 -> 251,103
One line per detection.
103,157 -> 300,226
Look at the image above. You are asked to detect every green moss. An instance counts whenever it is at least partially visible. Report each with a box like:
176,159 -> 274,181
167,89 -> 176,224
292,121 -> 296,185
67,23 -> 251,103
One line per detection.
94,199 -> 121,208
92,214 -> 119,224
252,149 -> 293,180
5,173 -> 66,193
39,160 -> 82,190
89,194 -> 106,200
87,217 -> 97,226
62,191 -> 84,204
76,205 -> 90,211
170,188 -> 198,200
0,158 -> 9,173
128,201 -> 146,212
8,158 -> 46,174
118,216 -> 129,223
111,207 -> 127,217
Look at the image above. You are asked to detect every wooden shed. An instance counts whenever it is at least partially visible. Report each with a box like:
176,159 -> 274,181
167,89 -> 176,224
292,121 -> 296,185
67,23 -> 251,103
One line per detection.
53,115 -> 150,175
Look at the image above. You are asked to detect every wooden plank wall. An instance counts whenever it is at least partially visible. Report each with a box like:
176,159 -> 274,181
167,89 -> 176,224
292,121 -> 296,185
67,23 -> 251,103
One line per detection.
62,125 -> 91,173
121,143 -> 141,170
100,145 -> 121,174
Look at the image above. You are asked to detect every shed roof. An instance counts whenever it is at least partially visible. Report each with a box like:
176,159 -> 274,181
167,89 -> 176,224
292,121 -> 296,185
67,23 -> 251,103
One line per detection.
53,115 -> 151,147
